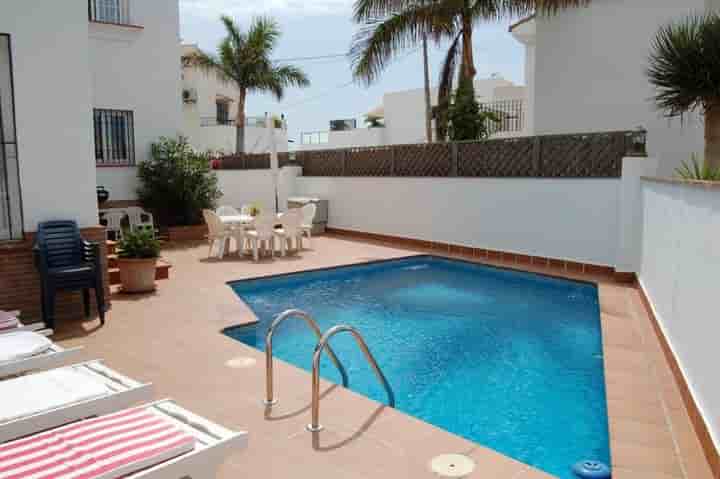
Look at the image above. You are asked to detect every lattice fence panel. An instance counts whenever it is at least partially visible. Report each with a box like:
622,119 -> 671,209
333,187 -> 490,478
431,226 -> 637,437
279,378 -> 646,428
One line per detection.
458,137 -> 535,177
218,153 -> 270,170
278,152 -> 291,167
345,146 -> 393,176
394,143 -> 452,176
540,132 -> 625,177
296,149 -> 345,176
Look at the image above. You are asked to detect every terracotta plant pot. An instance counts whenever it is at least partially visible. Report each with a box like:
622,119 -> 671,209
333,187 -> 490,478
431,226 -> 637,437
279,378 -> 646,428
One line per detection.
117,257 -> 157,293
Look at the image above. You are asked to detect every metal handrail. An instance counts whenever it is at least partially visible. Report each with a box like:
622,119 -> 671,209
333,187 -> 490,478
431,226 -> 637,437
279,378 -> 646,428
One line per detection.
264,309 -> 348,406
307,325 -> 395,432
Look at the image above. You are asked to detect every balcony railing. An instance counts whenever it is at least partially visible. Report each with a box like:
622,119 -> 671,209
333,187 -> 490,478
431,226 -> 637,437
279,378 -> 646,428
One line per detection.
89,0 -> 132,26
200,116 -> 286,129
301,131 -> 330,145
479,99 -> 524,135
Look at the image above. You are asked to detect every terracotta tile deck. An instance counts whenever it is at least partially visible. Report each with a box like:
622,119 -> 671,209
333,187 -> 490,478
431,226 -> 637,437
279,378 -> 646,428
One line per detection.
51,234 -> 714,479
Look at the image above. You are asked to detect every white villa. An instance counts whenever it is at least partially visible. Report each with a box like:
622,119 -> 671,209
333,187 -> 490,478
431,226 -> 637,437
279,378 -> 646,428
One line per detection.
299,76 -> 527,150
181,44 -> 289,155
511,2 -> 716,176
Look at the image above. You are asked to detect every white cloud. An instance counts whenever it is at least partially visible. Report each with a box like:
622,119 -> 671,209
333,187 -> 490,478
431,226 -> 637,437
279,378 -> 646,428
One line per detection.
180,0 -> 354,18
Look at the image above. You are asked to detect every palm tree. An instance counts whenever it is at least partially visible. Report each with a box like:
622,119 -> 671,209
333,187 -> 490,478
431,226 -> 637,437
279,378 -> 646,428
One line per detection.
647,13 -> 720,170
350,0 -> 590,140
186,16 -> 310,154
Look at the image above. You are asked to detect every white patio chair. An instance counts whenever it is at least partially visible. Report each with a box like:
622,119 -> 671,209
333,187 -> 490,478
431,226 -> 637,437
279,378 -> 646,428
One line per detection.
0,330 -> 83,378
216,205 -> 241,217
299,203 -> 317,248
127,206 -> 156,237
0,399 -> 247,478
0,360 -> 152,443
203,209 -> 233,259
103,210 -> 127,241
275,209 -> 303,256
245,212 -> 276,262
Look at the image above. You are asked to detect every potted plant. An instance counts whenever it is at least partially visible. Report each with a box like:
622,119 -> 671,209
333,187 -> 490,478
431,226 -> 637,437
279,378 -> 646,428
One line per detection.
117,230 -> 161,293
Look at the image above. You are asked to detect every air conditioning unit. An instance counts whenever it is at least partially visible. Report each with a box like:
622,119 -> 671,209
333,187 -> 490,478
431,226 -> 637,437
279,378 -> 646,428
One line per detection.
182,88 -> 198,104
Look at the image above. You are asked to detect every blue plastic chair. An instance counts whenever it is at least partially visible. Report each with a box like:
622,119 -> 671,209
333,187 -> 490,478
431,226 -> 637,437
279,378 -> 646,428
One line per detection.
33,221 -> 107,329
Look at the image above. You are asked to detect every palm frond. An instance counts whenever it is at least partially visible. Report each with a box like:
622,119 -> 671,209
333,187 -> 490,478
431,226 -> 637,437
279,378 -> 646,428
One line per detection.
354,0 -> 426,23
246,16 -> 281,57
220,15 -> 246,51
253,65 -> 311,99
184,50 -> 234,85
647,14 -> 720,116
350,3 -> 456,85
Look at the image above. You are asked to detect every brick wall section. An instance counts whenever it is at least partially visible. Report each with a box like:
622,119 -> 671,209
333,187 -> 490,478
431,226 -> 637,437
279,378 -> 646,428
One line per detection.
0,226 -> 111,325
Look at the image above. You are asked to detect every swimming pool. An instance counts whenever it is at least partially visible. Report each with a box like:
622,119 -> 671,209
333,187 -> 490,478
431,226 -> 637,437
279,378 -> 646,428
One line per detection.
225,256 -> 610,478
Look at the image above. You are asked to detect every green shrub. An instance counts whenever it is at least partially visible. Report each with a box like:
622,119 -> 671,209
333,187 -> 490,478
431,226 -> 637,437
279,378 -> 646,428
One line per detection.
117,230 -> 161,259
676,154 -> 720,181
137,137 -> 222,226
448,77 -> 499,141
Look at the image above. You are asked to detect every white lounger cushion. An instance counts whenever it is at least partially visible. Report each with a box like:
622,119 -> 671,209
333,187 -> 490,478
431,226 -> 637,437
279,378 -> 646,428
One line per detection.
0,406 -> 195,479
0,332 -> 52,364
0,367 -> 111,423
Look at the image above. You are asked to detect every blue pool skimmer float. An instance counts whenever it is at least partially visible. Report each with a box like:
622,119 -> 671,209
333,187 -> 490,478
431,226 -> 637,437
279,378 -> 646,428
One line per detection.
572,460 -> 611,479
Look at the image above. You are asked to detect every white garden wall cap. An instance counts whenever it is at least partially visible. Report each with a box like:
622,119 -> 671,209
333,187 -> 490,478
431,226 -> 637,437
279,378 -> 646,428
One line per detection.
641,176 -> 720,189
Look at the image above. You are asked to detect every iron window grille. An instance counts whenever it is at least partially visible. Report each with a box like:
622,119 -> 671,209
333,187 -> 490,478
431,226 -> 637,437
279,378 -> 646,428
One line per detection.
94,109 -> 135,166
0,34 -> 23,241
89,0 -> 131,25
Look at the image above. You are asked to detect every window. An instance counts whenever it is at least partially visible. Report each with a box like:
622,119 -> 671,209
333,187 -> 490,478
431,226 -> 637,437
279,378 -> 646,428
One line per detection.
89,0 -> 130,25
94,109 -> 135,166
0,34 -> 23,240
216,100 -> 230,125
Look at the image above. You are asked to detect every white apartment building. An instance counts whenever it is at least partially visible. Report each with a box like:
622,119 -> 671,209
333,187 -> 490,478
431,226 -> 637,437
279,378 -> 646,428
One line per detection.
181,44 -> 289,155
512,1 -> 720,176
1,0 -> 182,241
299,76 -> 527,150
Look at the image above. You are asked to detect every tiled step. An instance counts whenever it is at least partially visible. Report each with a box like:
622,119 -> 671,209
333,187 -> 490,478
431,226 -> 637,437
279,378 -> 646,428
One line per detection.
108,260 -> 171,286
108,254 -> 118,269
106,240 -> 117,255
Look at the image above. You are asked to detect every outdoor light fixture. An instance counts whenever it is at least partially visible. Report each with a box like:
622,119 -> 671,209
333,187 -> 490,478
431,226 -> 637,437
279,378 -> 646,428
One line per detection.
627,127 -> 648,157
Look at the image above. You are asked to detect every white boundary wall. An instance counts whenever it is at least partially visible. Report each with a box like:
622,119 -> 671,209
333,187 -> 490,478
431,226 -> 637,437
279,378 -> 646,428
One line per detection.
638,179 -> 720,450
293,158 -> 657,268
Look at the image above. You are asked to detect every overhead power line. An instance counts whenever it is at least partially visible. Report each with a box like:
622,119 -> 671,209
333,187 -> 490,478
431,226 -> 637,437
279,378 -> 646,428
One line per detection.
274,53 -> 348,62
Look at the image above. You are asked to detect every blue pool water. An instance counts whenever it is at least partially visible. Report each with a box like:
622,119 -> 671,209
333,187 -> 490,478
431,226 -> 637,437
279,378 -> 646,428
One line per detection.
225,256 -> 609,478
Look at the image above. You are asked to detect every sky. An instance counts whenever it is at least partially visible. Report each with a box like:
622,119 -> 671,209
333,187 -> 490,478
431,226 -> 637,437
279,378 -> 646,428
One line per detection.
179,0 -> 527,145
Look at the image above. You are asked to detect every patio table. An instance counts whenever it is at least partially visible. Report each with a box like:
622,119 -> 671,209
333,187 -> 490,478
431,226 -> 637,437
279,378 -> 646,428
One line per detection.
219,214 -> 254,226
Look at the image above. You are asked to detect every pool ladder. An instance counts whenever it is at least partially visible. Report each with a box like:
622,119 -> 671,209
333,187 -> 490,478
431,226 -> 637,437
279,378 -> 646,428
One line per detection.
264,309 -> 396,432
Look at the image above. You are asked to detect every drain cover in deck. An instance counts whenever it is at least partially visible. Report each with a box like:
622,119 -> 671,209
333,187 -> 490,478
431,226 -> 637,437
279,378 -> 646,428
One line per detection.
429,454 -> 476,478
225,357 -> 257,369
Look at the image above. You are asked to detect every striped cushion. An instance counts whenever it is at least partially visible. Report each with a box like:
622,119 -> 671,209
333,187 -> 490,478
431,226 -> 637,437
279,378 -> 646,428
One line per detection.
0,406 -> 195,478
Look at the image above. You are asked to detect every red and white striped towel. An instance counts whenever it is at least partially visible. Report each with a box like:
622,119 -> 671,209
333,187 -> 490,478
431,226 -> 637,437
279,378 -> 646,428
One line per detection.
0,311 -> 19,331
0,406 -> 195,479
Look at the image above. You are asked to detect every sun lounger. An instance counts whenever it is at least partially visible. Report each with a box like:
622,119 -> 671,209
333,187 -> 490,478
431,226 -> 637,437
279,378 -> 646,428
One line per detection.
0,400 -> 248,478
0,361 -> 152,443
0,331 -> 82,378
